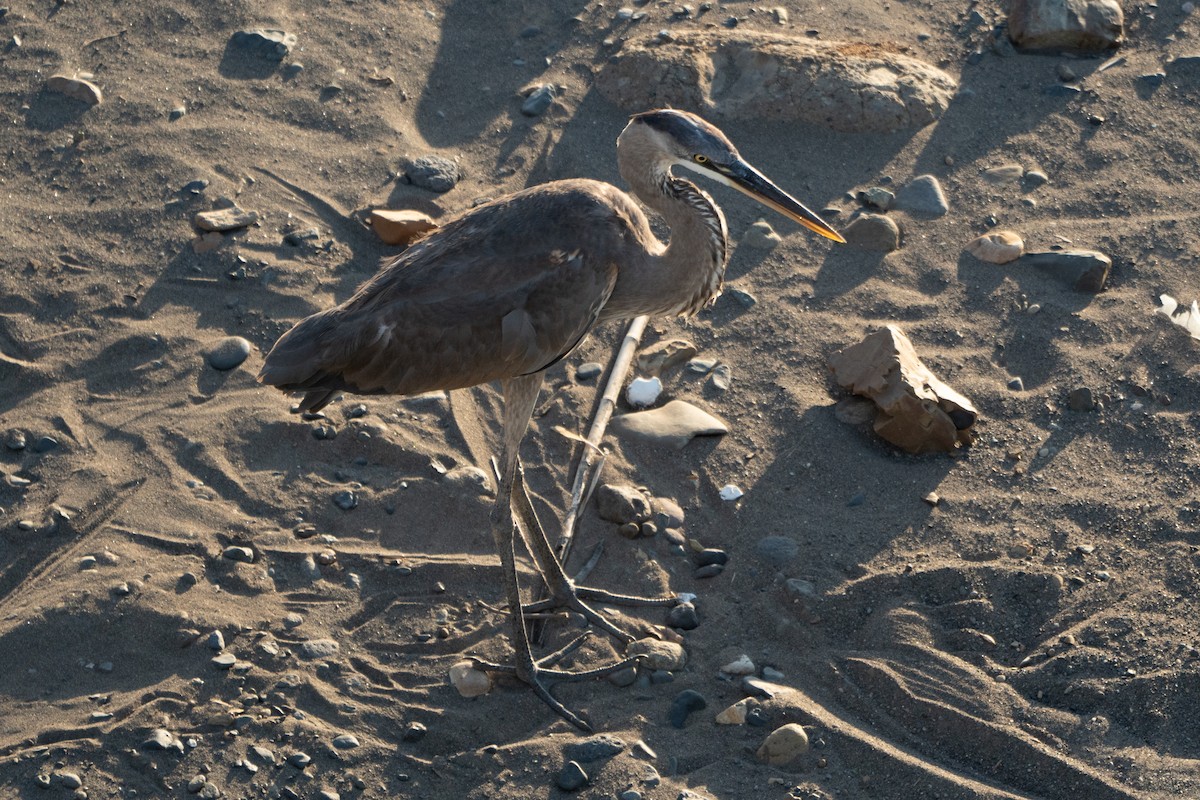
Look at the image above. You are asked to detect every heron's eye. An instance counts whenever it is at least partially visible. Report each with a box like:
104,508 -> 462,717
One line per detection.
693,154 -> 708,164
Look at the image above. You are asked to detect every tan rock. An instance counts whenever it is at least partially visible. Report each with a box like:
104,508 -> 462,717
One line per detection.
627,638 -> 687,670
369,209 -> 437,246
828,325 -> 978,453
449,660 -> 492,697
966,230 -> 1024,264
636,339 -> 698,377
715,698 -> 750,725
610,400 -> 728,449
194,207 -> 260,232
757,723 -> 810,765
47,74 -> 103,106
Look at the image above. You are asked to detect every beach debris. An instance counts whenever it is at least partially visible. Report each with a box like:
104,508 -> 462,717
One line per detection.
520,83 -> 557,116
194,206 -> 259,232
230,28 -> 296,61
1008,0 -> 1123,52
636,338 -> 697,377
610,400 -> 728,448
627,638 -> 687,670
829,325 -> 978,453
46,74 -> 103,106
757,723 -> 810,765
449,660 -> 493,697
596,483 -> 652,524
742,218 -> 782,248
207,337 -> 252,370
718,484 -> 744,501
598,32 -> 957,133
626,375 -> 663,407
1019,249 -> 1111,292
668,689 -> 708,728
403,155 -> 462,193
1157,294 -> 1200,340
369,209 -> 437,246
893,174 -> 948,216
842,212 -> 900,252
966,230 -> 1024,264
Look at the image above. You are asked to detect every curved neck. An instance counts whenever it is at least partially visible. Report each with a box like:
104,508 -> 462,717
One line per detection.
616,145 -> 729,317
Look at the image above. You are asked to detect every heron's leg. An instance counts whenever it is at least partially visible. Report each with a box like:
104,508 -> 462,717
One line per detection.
510,464 -> 677,645
474,373 -> 639,731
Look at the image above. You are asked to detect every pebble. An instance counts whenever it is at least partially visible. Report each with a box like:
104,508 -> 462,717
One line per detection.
842,212 -> 900,252
742,219 -> 782,248
695,548 -> 727,567
1068,387 -> 1095,411
966,230 -> 1024,264
332,734 -> 360,749
596,483 -> 652,524
194,207 -> 259,232
668,689 -> 708,728
626,376 -> 663,407
608,666 -> 638,687
1008,377 -> 1025,391
718,484 -> 743,501
207,337 -> 252,370
893,174 -> 948,216
1019,249 -> 1111,292
785,577 -> 816,597
727,287 -> 757,308
297,639 -> 340,659
860,187 -> 894,210
695,564 -> 724,578
637,339 -> 698,376
284,612 -> 304,629
368,209 -> 437,246
721,654 -> 756,675
686,357 -> 717,374
610,400 -> 728,449
1024,169 -> 1049,189
715,698 -> 750,724
5,429 -> 26,450
762,666 -> 785,680
618,791 -> 642,800
55,772 -> 83,789
566,734 -> 626,762
222,546 -> 254,563
1009,0 -> 1123,51
230,28 -> 296,61
521,83 -> 556,116
653,496 -> 684,529
666,601 -> 699,630
402,722 -> 427,742
757,723 -> 810,764
143,728 -> 184,753
556,761 -> 589,791
207,630 -> 225,651
576,362 -> 603,381
251,745 -> 276,764
187,775 -> 207,793
627,638 -> 687,670
405,156 -> 462,193
211,653 -> 237,669
333,490 -> 358,511
287,751 -> 312,768
47,74 -> 102,106
755,535 -> 799,566
34,435 -> 59,452
79,555 -> 97,570
449,660 -> 492,697
707,364 -> 731,391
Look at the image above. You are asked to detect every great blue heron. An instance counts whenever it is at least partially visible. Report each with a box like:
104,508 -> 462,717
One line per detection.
259,109 -> 843,730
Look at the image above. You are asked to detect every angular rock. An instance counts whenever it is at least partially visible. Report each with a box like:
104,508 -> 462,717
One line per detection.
598,33 -> 957,133
757,723 -> 810,764
610,400 -> 728,449
721,654 -> 756,675
230,29 -> 296,61
715,698 -> 751,724
194,207 -> 259,232
47,74 -> 102,106
1009,0 -> 1123,51
369,209 -> 437,246
596,483 -> 653,524
297,639 -> 340,659
1019,249 -> 1111,292
843,212 -> 900,252
966,230 -> 1024,264
520,83 -> 557,116
828,325 -> 978,453
636,339 -> 698,377
983,164 -> 1025,184
893,174 -> 948,216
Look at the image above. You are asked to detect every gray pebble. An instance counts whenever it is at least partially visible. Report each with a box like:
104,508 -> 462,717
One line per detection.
650,669 -> 675,684
207,337 -> 252,370
4,429 -> 26,450
333,490 -> 358,511
843,212 -> 900,252
727,287 -> 757,307
55,772 -> 83,789
576,362 -> 603,381
187,775 -> 207,793
1068,387 -> 1095,411
565,734 -> 625,763
182,179 -> 209,194
33,435 -> 59,452
668,689 -> 707,728
297,638 -> 340,659
251,745 -> 276,764
211,653 -> 237,669
755,535 -> 799,566
143,728 -> 184,753
860,186 -> 894,210
1008,377 -> 1025,391
556,760 -> 589,791
230,28 -> 296,61
79,555 -> 97,570
283,612 -> 304,629
332,733 -> 360,749
405,156 -> 462,193
207,630 -> 225,651
746,705 -> 771,726
312,424 -> 337,440
287,751 -> 311,768
402,722 -> 427,743
619,791 -> 643,800
694,564 -> 724,579
707,364 -> 732,391
695,548 -> 728,567
596,483 -> 651,524
893,174 -> 949,216
666,601 -> 699,630
521,84 -> 556,116
686,357 -> 717,374
222,545 -> 254,563
607,666 -> 638,687
785,577 -> 816,597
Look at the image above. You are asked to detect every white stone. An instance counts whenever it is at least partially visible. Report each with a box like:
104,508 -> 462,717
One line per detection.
626,376 -> 662,408
721,654 -> 756,675
719,484 -> 744,501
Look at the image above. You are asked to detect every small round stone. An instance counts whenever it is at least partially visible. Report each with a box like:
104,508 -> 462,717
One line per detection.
222,546 -> 255,563
207,337 -> 252,370
287,752 -> 312,768
332,734 -> 359,749
211,653 -> 237,669
576,362 -> 603,381
55,772 -> 83,789
34,435 -> 59,452
666,601 -> 699,630
757,723 -> 810,765
694,564 -> 724,579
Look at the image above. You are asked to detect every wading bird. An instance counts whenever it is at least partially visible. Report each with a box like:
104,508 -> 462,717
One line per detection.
259,109 -> 843,729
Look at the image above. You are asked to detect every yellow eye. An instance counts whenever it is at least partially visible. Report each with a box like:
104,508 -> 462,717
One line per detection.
693,154 -> 708,164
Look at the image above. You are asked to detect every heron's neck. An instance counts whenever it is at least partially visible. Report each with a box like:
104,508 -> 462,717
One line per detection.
619,157 -> 729,317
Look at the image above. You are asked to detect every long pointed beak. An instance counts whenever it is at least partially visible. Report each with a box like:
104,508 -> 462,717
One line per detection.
722,161 -> 845,244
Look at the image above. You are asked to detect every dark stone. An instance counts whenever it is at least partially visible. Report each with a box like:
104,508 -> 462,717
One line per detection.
230,29 -> 296,62
666,601 -> 699,630
668,689 -> 707,728
695,548 -> 728,567
401,722 -> 427,743
521,84 -> 556,116
333,490 -> 358,511
694,564 -> 724,579
1019,249 -> 1111,292
1068,387 -> 1095,411
755,536 -> 798,566
404,156 -> 462,193
556,761 -> 589,791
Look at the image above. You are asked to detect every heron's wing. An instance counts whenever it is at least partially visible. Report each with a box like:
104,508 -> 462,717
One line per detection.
258,205 -> 623,405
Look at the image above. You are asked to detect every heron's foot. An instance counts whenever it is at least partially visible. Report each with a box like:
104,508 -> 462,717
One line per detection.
522,583 -> 679,645
471,633 -> 643,732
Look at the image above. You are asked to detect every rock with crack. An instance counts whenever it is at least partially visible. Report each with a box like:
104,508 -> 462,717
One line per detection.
828,326 -> 977,453
598,32 -> 957,133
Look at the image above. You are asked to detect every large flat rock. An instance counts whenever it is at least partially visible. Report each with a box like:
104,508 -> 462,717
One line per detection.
598,33 -> 957,134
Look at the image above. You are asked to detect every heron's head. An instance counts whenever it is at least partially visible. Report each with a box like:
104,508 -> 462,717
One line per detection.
624,109 -> 845,243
